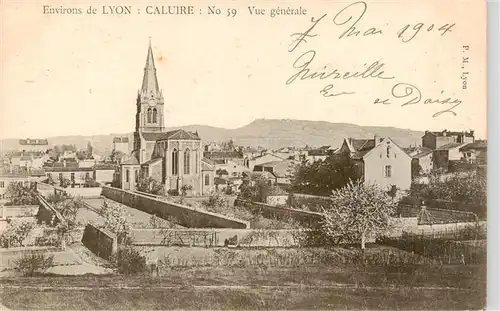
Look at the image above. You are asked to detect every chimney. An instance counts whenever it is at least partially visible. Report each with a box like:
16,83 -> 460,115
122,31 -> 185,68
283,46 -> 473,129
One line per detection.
374,135 -> 382,144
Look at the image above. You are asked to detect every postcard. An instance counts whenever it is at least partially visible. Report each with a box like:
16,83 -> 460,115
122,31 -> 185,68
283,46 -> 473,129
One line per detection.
0,0 -> 487,310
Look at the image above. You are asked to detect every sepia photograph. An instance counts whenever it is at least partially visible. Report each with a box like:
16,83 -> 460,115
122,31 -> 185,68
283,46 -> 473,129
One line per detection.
0,0 -> 490,310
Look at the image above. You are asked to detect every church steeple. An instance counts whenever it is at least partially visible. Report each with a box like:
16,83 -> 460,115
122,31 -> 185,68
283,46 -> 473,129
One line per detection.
141,38 -> 160,97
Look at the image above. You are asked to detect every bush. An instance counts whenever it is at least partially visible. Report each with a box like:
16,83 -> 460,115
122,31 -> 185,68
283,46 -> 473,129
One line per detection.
14,252 -> 55,276
5,182 -> 38,205
0,220 -> 35,248
112,247 -> 147,275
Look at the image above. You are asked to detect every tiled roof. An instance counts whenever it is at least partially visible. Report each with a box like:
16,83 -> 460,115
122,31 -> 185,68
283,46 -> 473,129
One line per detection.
201,159 -> 215,171
425,130 -> 474,138
141,158 -> 162,166
255,160 -> 296,178
121,156 -> 140,165
19,139 -> 48,145
44,167 -> 93,172
459,141 -> 487,151
403,147 -> 433,158
203,151 -> 243,159
143,129 -> 201,142
436,143 -> 463,151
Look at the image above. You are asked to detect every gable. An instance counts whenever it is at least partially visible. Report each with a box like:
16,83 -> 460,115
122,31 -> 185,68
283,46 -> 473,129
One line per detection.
363,138 -> 411,161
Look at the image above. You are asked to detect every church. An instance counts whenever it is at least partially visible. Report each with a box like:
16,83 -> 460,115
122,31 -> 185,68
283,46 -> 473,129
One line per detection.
119,40 -> 213,195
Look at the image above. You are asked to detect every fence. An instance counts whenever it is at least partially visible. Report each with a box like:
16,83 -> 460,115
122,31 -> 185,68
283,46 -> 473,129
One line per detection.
102,186 -> 249,229
397,204 -> 478,225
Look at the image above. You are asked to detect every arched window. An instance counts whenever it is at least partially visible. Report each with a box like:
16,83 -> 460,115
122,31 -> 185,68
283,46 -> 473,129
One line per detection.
152,108 -> 157,123
204,174 -> 210,186
184,149 -> 190,175
195,149 -> 199,173
172,149 -> 178,175
147,108 -> 152,123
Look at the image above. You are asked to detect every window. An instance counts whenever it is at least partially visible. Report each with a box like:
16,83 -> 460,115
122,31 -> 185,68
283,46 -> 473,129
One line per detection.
204,174 -> 210,186
125,169 -> 130,182
386,145 -> 391,158
135,170 -> 139,183
70,173 -> 75,181
172,149 -> 179,175
0,181 -> 4,188
85,172 -> 90,180
384,165 -> 392,177
147,108 -> 152,123
47,173 -> 51,178
152,108 -> 157,123
184,149 -> 190,174
59,173 -> 63,180
195,150 -> 199,173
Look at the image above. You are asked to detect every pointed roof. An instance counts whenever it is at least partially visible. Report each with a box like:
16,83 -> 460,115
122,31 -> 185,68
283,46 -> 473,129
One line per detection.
142,129 -> 201,142
141,39 -> 160,96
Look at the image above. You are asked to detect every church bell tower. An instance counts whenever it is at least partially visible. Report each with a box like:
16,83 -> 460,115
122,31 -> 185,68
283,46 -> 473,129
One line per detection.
133,39 -> 165,155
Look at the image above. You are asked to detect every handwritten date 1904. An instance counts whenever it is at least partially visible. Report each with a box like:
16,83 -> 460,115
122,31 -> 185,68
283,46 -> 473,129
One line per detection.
374,83 -> 462,118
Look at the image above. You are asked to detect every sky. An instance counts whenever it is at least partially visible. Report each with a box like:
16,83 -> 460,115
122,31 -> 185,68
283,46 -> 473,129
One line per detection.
0,0 -> 487,140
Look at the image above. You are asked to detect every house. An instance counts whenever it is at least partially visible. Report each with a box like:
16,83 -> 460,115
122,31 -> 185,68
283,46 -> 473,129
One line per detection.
18,138 -> 49,153
203,150 -> 246,167
459,140 -> 487,164
113,136 -> 131,155
0,167 -> 40,199
44,166 -> 95,187
214,159 -> 251,179
422,130 -> 474,150
242,171 -> 277,186
404,146 -> 433,176
248,153 -> 284,170
432,143 -> 467,171
306,146 -> 336,163
201,158 -> 216,195
252,160 -> 297,185
339,135 -> 412,191
93,163 -> 117,185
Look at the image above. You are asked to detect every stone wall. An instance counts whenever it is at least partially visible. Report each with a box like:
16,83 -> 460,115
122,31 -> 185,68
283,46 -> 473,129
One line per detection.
102,186 -> 249,229
235,199 -> 323,228
131,228 -> 306,247
287,193 -> 332,212
81,223 -> 117,260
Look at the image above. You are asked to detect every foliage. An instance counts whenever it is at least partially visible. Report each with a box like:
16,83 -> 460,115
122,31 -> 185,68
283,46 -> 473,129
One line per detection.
409,171 -> 486,206
111,247 -> 147,275
99,200 -> 131,245
110,150 -> 125,164
202,192 -> 228,212
136,176 -> 164,195
84,178 -> 100,188
0,220 -> 35,248
53,196 -> 84,234
46,192 -> 68,204
14,252 -> 55,276
59,177 -> 72,188
167,189 -> 179,196
238,175 -> 271,203
315,180 -> 398,249
35,230 -> 61,247
220,139 -> 235,151
290,152 -> 358,196
49,144 -> 77,161
180,184 -> 193,196
5,182 -> 38,205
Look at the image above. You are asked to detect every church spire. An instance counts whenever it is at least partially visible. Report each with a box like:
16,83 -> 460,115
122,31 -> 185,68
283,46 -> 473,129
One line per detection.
141,38 -> 160,96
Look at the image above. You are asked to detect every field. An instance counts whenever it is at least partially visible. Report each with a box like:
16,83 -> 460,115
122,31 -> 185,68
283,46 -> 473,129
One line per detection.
0,263 -> 485,310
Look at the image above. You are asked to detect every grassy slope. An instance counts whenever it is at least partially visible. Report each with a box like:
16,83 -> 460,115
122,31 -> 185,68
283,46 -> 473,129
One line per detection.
0,265 -> 486,310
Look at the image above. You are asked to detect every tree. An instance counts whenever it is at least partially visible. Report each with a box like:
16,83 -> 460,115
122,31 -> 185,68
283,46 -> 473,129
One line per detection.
318,180 -> 398,249
86,142 -> 93,158
99,200 -> 132,245
136,176 -> 164,195
0,220 -> 35,248
409,171 -> 486,206
5,182 -> 38,205
290,152 -> 358,196
221,139 -> 235,151
238,174 -> 271,203
111,150 -> 125,164
60,177 -> 72,188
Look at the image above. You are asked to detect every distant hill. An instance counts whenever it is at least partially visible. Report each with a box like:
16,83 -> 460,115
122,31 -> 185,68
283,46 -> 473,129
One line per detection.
0,119 -> 424,155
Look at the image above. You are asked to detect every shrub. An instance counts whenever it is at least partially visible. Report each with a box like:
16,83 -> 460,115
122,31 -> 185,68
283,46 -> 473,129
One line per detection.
35,230 -> 61,247
167,189 -> 179,196
180,185 -> 193,196
46,192 -> 68,204
14,252 -> 55,276
0,220 -> 35,248
112,247 -> 147,275
5,182 -> 38,205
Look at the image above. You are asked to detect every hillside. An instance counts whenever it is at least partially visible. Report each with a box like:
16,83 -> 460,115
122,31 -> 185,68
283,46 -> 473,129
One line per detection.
0,119 -> 424,155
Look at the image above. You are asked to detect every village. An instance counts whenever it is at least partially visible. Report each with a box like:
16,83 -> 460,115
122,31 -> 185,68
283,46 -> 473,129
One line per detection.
0,41 -> 487,310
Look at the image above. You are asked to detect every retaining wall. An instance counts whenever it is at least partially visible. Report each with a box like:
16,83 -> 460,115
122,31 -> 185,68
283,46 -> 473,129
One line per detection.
235,199 -> 323,228
81,223 -> 117,260
102,186 -> 249,229
287,193 -> 332,212
131,228 -> 306,247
